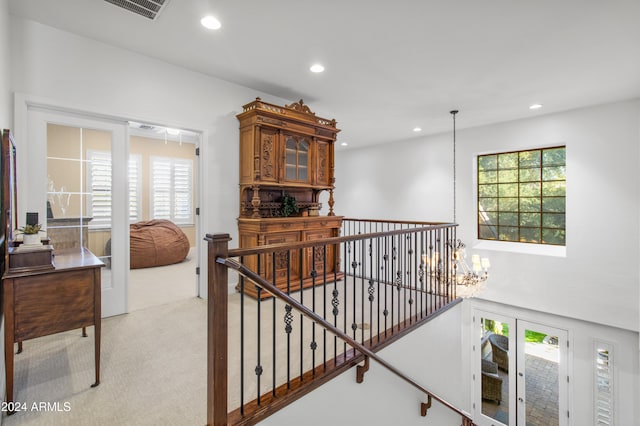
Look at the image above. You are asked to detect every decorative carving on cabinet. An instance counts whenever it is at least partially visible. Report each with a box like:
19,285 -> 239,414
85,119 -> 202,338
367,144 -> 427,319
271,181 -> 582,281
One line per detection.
285,99 -> 315,115
275,251 -> 289,270
237,98 -> 343,298
262,135 -> 274,178
318,144 -> 327,183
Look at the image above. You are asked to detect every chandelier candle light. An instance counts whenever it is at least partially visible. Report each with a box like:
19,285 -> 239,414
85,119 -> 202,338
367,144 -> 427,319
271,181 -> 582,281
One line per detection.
449,110 -> 490,298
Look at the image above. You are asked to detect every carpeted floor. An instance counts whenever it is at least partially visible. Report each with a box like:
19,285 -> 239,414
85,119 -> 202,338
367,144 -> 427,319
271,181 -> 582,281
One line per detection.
128,248 -> 198,312
1,274 -> 444,425
2,297 -> 208,426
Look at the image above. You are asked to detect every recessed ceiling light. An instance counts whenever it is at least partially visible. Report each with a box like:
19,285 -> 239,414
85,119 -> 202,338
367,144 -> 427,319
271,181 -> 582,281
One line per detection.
413,127 -> 422,132
340,142 -> 348,146
529,103 -> 543,110
310,64 -> 325,73
201,15 -> 221,30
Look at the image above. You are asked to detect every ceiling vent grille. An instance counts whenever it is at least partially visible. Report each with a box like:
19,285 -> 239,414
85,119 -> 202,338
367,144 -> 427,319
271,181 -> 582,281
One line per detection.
104,0 -> 169,20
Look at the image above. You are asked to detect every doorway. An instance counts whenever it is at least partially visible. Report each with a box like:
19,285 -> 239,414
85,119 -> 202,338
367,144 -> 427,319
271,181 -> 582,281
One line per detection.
474,310 -> 568,426
126,122 -> 200,311
28,108 -> 202,317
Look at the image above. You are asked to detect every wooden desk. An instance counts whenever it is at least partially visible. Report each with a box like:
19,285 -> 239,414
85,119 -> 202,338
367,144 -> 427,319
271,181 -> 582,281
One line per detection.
2,248 -> 104,410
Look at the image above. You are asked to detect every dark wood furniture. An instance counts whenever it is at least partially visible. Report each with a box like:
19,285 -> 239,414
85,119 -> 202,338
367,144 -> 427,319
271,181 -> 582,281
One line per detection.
3,247 -> 104,410
236,99 -> 343,298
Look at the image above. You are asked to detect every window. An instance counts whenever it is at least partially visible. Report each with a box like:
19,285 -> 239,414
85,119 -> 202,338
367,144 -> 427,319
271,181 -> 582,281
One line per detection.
150,156 -> 193,224
595,342 -> 613,425
87,150 -> 141,227
478,146 -> 565,245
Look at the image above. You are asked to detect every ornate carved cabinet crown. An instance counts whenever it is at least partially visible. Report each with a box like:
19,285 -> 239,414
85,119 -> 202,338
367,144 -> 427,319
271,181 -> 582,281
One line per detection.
237,98 -> 343,298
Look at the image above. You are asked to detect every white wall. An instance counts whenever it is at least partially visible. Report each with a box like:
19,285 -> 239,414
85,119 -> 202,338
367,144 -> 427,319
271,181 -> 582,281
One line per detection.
0,0 -> 9,125
264,299 -> 639,426
0,1 -> 9,421
336,100 -> 640,332
8,16 -> 292,297
261,303 -> 467,426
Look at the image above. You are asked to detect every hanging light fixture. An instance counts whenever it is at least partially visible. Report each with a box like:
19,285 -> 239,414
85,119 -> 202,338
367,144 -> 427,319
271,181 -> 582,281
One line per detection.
449,110 -> 490,298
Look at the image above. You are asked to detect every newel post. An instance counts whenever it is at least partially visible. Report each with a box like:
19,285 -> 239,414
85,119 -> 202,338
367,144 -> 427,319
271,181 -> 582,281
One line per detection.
206,233 -> 231,426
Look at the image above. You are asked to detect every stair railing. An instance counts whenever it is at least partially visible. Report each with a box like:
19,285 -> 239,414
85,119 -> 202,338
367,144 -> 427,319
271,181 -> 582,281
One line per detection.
206,230 -> 473,426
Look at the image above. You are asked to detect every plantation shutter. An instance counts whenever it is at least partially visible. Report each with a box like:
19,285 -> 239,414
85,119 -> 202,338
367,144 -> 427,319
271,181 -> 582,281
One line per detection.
151,157 -> 193,224
88,151 -> 140,227
88,151 -> 112,227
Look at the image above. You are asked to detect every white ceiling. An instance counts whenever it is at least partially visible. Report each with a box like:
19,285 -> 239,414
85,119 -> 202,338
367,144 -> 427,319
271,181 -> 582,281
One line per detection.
9,0 -> 640,148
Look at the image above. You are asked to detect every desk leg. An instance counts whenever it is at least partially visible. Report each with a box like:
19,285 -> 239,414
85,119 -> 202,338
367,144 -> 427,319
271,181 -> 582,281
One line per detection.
82,327 -> 87,337
16,341 -> 22,354
91,269 -> 101,388
91,324 -> 100,388
4,279 -> 15,414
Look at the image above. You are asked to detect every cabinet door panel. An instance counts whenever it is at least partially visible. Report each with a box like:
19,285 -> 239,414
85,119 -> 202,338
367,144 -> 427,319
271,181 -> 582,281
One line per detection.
316,141 -> 330,186
303,229 -> 336,277
259,128 -> 278,182
263,232 -> 300,285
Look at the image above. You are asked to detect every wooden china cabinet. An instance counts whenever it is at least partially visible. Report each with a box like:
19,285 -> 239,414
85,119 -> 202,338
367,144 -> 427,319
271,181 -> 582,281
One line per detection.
237,98 -> 343,298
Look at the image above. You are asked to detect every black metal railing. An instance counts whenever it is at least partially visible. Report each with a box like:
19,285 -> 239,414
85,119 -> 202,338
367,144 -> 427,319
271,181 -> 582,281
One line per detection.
206,220 -> 474,426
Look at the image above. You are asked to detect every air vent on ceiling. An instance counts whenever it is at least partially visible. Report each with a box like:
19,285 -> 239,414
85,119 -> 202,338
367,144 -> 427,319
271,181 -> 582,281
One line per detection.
104,0 -> 169,21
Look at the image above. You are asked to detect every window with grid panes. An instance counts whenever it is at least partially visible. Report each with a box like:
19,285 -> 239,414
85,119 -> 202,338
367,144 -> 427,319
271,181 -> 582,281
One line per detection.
477,146 -> 565,245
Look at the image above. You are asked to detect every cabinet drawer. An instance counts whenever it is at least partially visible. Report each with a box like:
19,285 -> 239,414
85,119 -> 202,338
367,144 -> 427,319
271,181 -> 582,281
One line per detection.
13,270 -> 95,340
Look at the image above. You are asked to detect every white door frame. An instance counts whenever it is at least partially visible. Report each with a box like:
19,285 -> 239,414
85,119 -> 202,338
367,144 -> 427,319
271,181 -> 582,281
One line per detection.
15,93 -> 206,302
27,107 -> 129,317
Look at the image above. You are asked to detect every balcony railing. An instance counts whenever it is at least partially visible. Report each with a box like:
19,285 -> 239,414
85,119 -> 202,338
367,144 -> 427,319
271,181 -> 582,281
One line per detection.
206,219 -> 475,426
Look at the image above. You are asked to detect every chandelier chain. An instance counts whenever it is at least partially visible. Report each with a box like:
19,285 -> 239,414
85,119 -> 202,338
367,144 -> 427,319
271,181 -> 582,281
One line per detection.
450,110 -> 458,223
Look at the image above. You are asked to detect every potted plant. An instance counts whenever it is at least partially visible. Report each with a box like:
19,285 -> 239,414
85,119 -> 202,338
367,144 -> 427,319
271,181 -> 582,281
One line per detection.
280,194 -> 299,217
18,224 -> 42,246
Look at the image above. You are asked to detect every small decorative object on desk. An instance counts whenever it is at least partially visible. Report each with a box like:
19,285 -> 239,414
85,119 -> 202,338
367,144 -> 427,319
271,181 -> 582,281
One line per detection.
18,224 -> 42,246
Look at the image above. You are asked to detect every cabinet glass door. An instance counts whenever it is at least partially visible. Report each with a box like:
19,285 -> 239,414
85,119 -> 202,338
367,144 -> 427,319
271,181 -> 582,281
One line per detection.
285,136 -> 309,182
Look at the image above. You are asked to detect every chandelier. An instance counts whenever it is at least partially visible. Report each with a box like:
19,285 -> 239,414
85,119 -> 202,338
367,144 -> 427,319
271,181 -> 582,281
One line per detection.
451,239 -> 489,297
421,238 -> 489,298
449,110 -> 490,298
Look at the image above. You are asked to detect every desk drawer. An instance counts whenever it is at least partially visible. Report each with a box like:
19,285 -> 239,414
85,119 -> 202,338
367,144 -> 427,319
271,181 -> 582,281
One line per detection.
13,270 -> 95,341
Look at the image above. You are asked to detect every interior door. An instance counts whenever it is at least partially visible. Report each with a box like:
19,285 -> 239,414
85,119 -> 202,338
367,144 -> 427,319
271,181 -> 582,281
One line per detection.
28,108 -> 129,317
516,320 -> 568,426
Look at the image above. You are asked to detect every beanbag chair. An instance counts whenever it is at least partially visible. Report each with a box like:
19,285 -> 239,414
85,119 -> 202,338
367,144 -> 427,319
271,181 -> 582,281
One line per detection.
129,219 -> 190,269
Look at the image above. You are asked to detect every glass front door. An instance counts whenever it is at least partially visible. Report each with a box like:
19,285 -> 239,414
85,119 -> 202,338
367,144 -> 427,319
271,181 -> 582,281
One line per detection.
474,311 -> 568,426
516,321 -> 568,426
476,312 -> 515,425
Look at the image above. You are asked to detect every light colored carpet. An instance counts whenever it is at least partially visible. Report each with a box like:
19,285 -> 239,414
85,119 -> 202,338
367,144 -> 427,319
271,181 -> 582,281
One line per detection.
2,298 -> 208,426
128,248 -> 198,312
1,275 -> 441,425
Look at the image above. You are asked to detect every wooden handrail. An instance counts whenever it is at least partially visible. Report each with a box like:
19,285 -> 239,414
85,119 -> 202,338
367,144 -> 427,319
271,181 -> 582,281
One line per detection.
217,256 -> 473,423
227,222 -> 457,258
343,218 -> 454,226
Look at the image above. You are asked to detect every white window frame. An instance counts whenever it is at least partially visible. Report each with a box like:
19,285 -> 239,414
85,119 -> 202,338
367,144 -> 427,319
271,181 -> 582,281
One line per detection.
150,156 -> 194,225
